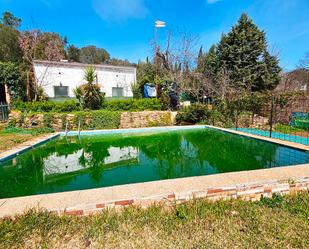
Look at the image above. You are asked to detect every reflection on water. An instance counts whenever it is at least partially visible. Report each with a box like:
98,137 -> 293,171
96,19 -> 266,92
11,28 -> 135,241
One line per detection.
43,146 -> 138,177
0,128 -> 308,198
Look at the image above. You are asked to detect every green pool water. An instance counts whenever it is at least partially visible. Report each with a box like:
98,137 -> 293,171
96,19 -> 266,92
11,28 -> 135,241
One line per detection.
0,128 -> 308,198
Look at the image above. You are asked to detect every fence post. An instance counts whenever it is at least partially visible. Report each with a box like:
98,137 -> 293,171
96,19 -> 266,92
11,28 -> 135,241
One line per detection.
5,102 -> 8,119
269,95 -> 275,138
235,109 -> 238,130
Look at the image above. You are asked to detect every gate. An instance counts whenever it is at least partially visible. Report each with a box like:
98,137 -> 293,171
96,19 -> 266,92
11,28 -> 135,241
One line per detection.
0,102 -> 9,121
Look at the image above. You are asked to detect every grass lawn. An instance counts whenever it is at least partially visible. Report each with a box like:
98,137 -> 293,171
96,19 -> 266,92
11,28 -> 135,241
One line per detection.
1,192 -> 309,249
0,127 -> 54,153
275,124 -> 308,137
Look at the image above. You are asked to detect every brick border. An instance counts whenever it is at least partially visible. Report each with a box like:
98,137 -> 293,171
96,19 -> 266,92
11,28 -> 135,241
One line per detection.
50,177 -> 309,216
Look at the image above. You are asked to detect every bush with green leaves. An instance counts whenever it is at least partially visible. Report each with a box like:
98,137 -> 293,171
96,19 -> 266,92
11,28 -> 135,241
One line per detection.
131,82 -> 143,99
176,103 -> 211,125
13,98 -> 165,113
74,66 -> 105,110
12,100 -> 81,113
73,110 -> 121,130
103,98 -> 164,111
0,62 -> 25,101
176,93 -> 270,126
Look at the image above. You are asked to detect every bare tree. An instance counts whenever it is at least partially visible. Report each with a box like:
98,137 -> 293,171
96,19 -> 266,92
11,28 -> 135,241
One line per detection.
154,30 -> 202,96
18,30 -> 65,100
152,30 -> 239,102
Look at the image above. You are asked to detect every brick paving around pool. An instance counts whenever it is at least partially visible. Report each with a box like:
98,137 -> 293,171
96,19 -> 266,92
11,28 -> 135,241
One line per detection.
55,177 -> 309,216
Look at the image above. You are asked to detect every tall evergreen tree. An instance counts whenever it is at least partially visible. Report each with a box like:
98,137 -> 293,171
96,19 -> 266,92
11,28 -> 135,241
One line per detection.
196,46 -> 204,73
215,13 -> 281,91
0,12 -> 22,63
67,45 -> 80,62
204,45 -> 219,78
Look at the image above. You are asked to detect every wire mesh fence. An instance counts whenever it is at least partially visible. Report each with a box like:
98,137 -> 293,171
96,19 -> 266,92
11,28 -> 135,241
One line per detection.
234,94 -> 309,146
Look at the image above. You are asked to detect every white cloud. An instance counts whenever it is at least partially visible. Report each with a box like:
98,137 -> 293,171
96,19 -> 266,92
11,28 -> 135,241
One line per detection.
92,0 -> 148,22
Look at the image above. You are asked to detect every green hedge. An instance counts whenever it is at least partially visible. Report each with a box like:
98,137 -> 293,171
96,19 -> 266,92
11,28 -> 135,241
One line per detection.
103,98 -> 164,111
73,110 -> 121,130
13,100 -> 81,113
176,104 -> 211,125
13,98 -> 164,113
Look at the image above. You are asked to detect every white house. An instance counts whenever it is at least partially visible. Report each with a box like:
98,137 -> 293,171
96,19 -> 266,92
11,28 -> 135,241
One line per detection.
33,60 -> 137,99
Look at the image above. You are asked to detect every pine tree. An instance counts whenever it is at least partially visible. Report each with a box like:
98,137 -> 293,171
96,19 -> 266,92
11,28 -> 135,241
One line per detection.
67,45 -> 80,62
204,45 -> 219,78
215,13 -> 281,91
196,46 -> 204,73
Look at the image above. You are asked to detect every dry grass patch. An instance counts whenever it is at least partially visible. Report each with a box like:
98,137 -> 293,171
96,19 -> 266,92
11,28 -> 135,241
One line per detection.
1,192 -> 309,248
0,133 -> 33,153
0,127 -> 54,153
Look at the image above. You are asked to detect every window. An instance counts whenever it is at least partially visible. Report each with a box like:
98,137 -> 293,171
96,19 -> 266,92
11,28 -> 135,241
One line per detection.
300,84 -> 307,91
112,87 -> 124,98
54,86 -> 69,97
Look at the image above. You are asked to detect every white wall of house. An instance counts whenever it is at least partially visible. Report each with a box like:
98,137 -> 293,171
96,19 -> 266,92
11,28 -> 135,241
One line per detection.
33,60 -> 136,98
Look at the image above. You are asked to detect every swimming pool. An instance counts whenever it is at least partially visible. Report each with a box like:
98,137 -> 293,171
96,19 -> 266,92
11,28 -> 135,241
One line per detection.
0,126 -> 308,198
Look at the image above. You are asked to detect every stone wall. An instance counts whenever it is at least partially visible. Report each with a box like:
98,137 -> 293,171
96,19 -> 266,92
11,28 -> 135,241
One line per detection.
237,113 -> 269,129
120,111 -> 174,128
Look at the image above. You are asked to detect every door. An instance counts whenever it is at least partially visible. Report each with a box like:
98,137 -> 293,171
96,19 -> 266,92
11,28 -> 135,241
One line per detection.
0,85 -> 6,103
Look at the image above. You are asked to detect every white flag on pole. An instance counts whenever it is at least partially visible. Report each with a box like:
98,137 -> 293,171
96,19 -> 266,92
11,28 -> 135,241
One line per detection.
155,20 -> 166,28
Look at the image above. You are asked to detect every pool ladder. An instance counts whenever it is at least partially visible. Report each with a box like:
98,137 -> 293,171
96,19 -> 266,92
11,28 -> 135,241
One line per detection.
65,121 -> 69,137
78,119 -> 81,137
65,119 -> 81,138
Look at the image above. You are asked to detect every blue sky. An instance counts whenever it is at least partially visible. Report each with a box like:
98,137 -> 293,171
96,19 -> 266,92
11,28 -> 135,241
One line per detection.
0,0 -> 308,70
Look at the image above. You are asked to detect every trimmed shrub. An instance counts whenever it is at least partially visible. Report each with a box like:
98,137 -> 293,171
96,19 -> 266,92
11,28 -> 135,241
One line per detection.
13,98 -> 165,113
13,100 -> 81,113
88,110 -> 121,129
103,98 -> 164,111
176,104 -> 211,125
72,110 -> 121,130
43,113 -> 53,128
